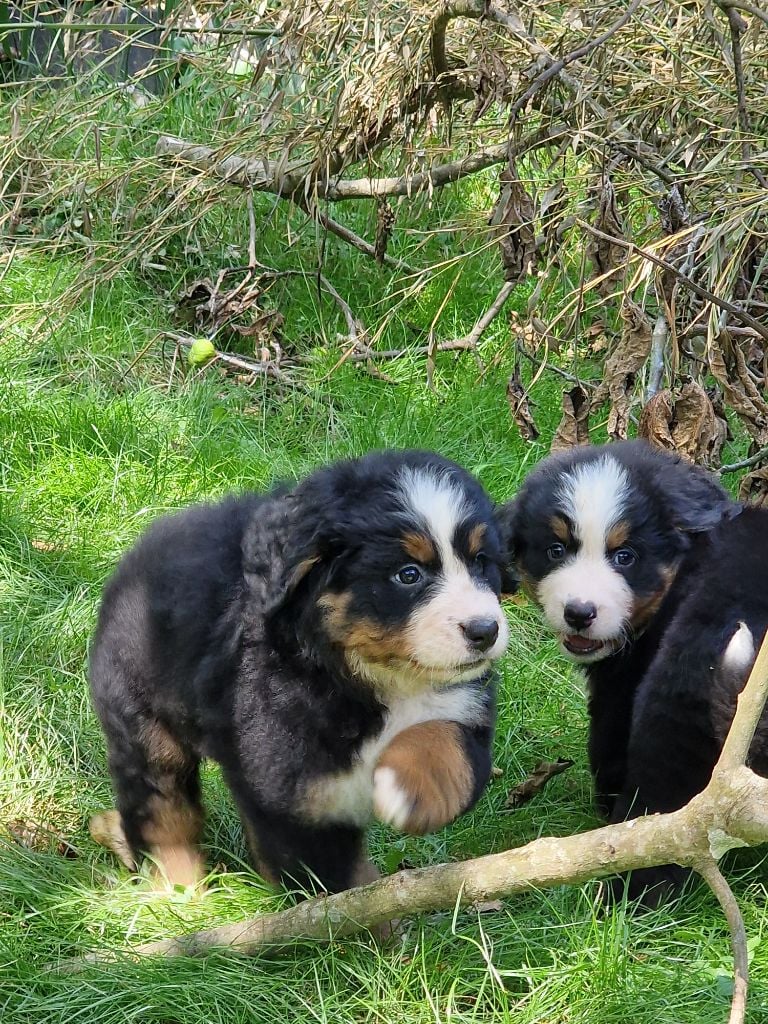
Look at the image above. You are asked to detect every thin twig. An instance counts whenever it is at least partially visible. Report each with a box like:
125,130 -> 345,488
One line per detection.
348,339 -> 476,363
722,4 -> 768,187
716,0 -> 768,31
516,341 -> 599,389
507,0 -> 644,123
246,193 -> 257,269
576,220 -> 768,343
697,859 -> 748,1024
719,445 -> 768,474
160,332 -> 286,380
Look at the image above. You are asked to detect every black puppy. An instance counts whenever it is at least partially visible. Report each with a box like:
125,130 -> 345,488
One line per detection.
499,440 -> 768,904
89,449 -> 509,894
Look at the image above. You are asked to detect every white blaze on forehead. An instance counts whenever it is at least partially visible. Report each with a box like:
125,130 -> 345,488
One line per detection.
396,466 -> 471,563
557,456 -> 630,557
394,467 -> 508,670
537,455 -> 633,646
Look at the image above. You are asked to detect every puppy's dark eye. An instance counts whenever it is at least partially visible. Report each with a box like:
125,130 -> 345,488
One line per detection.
547,543 -> 566,562
611,548 -> 636,568
473,550 -> 488,568
394,564 -> 423,586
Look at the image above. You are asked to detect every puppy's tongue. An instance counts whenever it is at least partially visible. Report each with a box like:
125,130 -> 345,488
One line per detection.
563,634 -> 604,654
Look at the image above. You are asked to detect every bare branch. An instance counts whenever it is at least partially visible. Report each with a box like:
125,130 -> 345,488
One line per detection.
697,859 -> 748,1024
507,0 -> 644,123
161,332 -> 286,381
721,3 -> 768,187
719,445 -> 768,474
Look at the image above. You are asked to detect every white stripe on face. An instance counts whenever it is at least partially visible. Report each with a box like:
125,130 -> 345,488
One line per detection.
395,468 -> 508,672
537,456 -> 633,641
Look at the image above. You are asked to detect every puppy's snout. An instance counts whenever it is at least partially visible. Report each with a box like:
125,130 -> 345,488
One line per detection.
461,617 -> 499,652
563,600 -> 597,631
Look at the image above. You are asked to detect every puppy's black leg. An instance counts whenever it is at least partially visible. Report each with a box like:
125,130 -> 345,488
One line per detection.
225,783 -> 369,895
605,688 -> 719,907
93,713 -> 204,888
373,720 -> 492,835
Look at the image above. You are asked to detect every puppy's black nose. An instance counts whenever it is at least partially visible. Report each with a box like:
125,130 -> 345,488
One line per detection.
563,601 -> 597,630
461,617 -> 499,652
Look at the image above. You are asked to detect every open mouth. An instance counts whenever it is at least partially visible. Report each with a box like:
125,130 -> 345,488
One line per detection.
562,634 -> 607,657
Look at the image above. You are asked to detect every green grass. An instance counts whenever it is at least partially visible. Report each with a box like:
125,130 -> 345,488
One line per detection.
0,202 -> 766,1023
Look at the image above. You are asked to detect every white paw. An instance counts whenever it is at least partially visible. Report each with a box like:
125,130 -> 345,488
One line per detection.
722,621 -> 754,675
372,766 -> 413,829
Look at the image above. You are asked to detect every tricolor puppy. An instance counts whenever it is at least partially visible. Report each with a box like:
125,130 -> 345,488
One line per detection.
499,440 -> 768,905
89,450 -> 509,895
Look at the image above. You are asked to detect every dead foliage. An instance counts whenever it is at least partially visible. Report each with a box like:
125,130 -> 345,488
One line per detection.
639,380 -> 728,467
507,365 -> 539,442
504,758 -> 575,810
1,0 -> 767,461
592,301 -> 653,440
739,468 -> 768,508
550,383 -> 591,452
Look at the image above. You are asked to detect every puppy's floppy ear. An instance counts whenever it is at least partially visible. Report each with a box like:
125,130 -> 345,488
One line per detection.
494,500 -> 521,596
657,455 -> 740,533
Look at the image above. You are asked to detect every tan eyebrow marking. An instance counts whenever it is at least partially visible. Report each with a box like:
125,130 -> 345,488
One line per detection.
606,520 -> 631,549
401,531 -> 437,563
467,523 -> 486,556
549,515 -> 571,544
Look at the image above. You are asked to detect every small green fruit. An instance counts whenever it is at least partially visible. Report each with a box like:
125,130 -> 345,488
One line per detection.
187,338 -> 216,367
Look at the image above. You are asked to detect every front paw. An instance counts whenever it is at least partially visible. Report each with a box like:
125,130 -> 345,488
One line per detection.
602,864 -> 691,910
373,721 -> 473,835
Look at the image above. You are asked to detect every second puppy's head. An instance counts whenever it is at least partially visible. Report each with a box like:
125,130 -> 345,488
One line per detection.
498,441 -> 737,664
276,450 -> 509,692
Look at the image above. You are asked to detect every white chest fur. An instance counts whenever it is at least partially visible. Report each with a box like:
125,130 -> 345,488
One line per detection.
301,685 -> 487,827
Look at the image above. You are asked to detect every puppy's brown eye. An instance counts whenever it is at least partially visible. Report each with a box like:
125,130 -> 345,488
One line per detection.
611,548 -> 636,568
547,543 -> 566,562
394,565 -> 422,586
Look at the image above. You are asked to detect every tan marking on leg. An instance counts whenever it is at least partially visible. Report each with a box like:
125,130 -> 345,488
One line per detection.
140,720 -> 189,771
374,721 -> 473,835
143,794 -> 205,888
606,519 -> 631,550
402,531 -> 436,563
89,809 -> 136,870
467,523 -> 487,557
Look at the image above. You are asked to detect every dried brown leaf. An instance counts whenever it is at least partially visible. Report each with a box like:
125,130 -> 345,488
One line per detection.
593,301 -> 653,440
587,175 -> 626,295
7,819 -> 78,858
708,333 -> 768,445
640,381 -> 726,467
374,199 -> 395,265
491,163 -> 538,284
739,467 -> 768,507
505,758 -> 575,809
550,384 -> 591,452
507,367 -> 539,441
